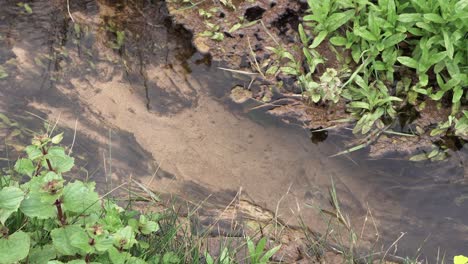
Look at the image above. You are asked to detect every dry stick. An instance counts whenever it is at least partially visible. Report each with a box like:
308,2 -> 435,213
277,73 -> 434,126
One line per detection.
274,183 -> 292,238
247,36 -> 265,79
48,112 -> 62,138
67,0 -> 75,23
68,118 -> 78,155
381,232 -> 406,263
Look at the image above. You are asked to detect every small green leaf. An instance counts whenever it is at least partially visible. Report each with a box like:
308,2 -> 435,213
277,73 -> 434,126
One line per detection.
423,13 -> 445,23
397,13 -> 422,23
25,145 -> 42,160
309,30 -> 328,49
397,56 -> 418,69
24,3 -> 32,14
51,132 -> 64,144
228,23 -> 241,33
442,30 -> 454,59
453,86 -> 463,103
0,186 -> 24,224
14,158 -> 35,177
329,36 -> 347,46
0,231 -> 30,264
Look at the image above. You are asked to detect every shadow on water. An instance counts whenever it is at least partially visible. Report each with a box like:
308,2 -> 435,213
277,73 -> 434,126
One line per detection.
0,0 -> 467,261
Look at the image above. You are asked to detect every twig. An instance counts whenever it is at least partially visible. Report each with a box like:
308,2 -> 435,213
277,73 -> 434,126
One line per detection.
68,119 -> 78,155
67,0 -> 75,23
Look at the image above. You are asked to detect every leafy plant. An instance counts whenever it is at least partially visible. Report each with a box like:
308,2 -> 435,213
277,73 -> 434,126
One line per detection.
0,133 -> 162,263
342,75 -> 402,134
295,0 -> 467,138
246,237 -> 281,264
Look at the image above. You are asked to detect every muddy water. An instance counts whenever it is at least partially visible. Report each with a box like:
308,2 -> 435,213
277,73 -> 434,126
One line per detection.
0,0 -> 467,261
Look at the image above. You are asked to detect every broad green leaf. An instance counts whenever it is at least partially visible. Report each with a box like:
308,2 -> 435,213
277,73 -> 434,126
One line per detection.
14,158 -> 35,177
29,244 -> 57,264
26,145 -> 43,160
62,181 -> 100,214
0,231 -> 30,264
0,186 -> 24,224
309,30 -> 328,49
51,225 -> 85,256
95,236 -> 114,252
69,228 -> 93,254
113,226 -> 136,250
138,215 -> 160,235
108,246 -> 131,264
20,191 -> 56,219
45,146 -> 75,173
397,56 -> 418,69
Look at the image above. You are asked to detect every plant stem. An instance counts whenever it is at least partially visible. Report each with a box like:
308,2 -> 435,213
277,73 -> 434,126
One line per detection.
54,199 -> 67,226
41,146 -> 54,171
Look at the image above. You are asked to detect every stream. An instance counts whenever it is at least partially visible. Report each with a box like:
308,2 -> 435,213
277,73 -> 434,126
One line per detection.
0,0 -> 467,261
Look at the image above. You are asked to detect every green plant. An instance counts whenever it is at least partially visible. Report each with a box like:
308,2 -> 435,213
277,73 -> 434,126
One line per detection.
300,68 -> 343,104
200,22 -> 224,41
295,0 -> 467,139
302,0 -> 354,49
246,237 -> 280,264
342,75 -> 402,134
0,133 -> 165,263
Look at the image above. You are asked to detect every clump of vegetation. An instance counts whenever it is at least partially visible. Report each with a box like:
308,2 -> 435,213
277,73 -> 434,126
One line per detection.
284,0 -> 467,138
0,132 -> 163,263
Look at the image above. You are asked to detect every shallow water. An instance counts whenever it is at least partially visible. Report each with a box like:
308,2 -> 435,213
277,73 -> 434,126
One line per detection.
0,0 -> 467,261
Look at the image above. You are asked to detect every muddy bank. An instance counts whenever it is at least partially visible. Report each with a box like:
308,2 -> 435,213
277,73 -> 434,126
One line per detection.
166,0 -> 467,159
0,0 -> 467,261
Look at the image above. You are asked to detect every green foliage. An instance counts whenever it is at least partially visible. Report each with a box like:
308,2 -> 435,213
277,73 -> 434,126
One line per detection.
246,237 -> 281,264
297,0 -> 467,136
0,133 -> 168,263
